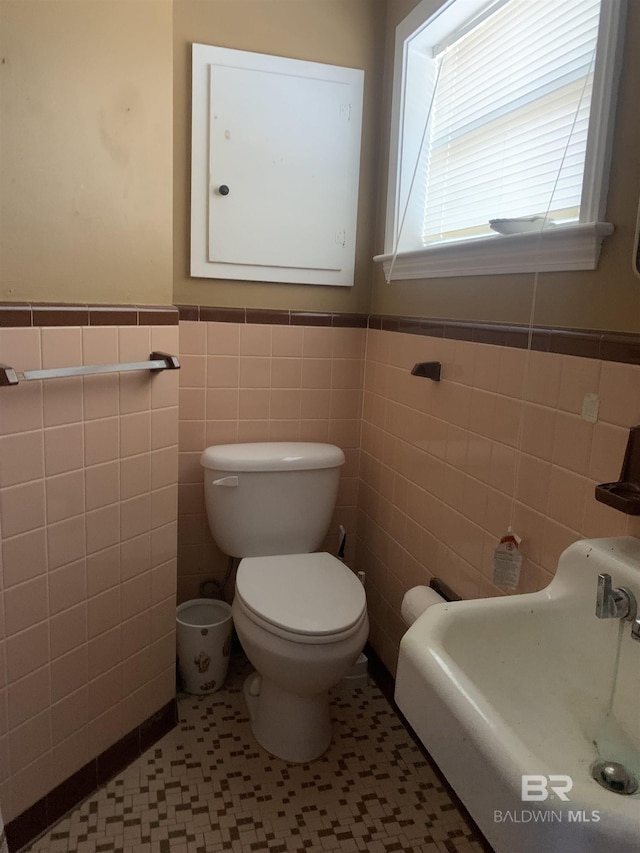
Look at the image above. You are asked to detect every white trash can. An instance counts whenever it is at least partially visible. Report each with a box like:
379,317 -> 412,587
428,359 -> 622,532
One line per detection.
176,598 -> 233,695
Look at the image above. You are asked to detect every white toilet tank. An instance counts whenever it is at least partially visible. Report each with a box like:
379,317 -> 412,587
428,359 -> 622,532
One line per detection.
200,442 -> 345,558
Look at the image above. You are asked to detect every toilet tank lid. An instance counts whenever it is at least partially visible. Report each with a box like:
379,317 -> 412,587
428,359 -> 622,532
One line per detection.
201,442 -> 345,472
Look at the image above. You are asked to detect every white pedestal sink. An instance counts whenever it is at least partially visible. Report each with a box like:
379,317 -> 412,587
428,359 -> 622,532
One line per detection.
396,537 -> 640,853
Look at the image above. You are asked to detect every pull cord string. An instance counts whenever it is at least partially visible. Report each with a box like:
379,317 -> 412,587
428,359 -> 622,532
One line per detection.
508,44 -> 598,532
385,56 -> 444,284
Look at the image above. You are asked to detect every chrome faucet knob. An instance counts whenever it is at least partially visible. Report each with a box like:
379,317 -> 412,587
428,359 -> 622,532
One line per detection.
596,573 -> 613,618
595,573 -> 637,621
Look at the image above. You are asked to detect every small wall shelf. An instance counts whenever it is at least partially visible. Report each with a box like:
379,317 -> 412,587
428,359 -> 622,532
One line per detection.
595,425 -> 640,515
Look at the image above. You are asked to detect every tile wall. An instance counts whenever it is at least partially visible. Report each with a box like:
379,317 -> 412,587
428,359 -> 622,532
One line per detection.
3,306 -> 639,830
0,323 -> 179,823
177,319 -> 364,601
357,328 -> 640,675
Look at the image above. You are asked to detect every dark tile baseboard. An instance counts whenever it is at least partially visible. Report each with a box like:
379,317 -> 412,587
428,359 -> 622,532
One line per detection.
5,700 -> 177,853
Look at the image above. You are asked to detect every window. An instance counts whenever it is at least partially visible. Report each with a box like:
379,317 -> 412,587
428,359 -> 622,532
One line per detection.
376,0 -> 625,280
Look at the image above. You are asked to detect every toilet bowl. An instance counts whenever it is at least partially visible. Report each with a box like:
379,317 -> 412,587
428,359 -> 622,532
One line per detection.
233,552 -> 368,762
200,442 -> 369,762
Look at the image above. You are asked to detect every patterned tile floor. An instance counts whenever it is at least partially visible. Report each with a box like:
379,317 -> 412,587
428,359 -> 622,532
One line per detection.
24,654 -> 488,853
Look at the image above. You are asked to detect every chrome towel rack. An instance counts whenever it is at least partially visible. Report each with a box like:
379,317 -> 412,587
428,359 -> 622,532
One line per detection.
0,351 -> 180,387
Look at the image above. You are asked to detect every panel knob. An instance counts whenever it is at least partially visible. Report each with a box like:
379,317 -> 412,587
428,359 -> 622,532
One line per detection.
218,184 -> 230,196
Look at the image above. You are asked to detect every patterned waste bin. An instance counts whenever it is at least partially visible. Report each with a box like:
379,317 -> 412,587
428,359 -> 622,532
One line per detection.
176,599 -> 233,694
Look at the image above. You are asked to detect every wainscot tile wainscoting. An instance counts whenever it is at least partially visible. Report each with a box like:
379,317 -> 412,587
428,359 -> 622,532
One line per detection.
358,316 -> 640,675
2,302 -> 639,848
0,305 -> 180,843
175,307 -> 366,603
175,304 -> 640,677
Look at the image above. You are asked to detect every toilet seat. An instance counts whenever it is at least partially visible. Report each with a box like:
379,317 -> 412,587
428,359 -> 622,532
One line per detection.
235,552 -> 367,644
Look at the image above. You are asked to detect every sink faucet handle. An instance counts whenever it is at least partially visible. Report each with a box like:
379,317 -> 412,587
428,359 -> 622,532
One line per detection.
596,573 -> 614,618
596,573 -> 637,621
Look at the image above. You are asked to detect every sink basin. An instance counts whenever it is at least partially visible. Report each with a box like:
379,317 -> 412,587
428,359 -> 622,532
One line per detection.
395,537 -> 640,853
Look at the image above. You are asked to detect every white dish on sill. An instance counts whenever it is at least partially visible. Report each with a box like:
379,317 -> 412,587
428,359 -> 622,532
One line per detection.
489,215 -> 556,234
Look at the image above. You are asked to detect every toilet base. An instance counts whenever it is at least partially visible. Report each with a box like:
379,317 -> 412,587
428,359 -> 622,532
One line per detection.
243,672 -> 332,763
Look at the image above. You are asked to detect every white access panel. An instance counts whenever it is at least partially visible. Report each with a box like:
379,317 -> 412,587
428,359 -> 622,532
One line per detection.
191,44 -> 364,287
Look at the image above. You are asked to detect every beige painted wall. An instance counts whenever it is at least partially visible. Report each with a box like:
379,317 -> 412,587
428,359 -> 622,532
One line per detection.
371,0 -> 640,333
172,0 -> 385,313
0,0 -> 173,306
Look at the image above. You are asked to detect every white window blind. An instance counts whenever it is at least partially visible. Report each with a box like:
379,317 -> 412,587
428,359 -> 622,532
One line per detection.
422,0 -> 601,245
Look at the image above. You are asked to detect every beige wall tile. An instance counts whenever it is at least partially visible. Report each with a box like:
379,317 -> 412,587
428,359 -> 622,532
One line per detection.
43,377 -> 83,427
120,494 -> 151,543
118,327 -> 151,363
0,431 -> 44,487
49,602 -> 87,660
48,558 -> 86,616
178,354 -> 206,387
85,417 -> 119,466
272,325 -> 303,357
9,709 -> 51,781
2,528 -> 47,588
119,373 -> 151,415
83,375 -> 119,421
50,646 -> 88,704
121,532 -> 151,582
121,412 -> 151,458
47,469 -> 85,522
5,622 -> 49,684
0,328 -> 42,371
179,320 -> 207,355
88,626 -> 121,679
240,324 -> 271,356
0,480 -> 45,539
206,322 -> 239,356
82,327 -> 118,365
0,383 -> 43,437
4,577 -> 47,637
150,408 -> 177,450
598,362 -> 640,427
86,504 -> 120,556
51,686 -> 88,745
41,328 -> 82,370
87,545 -> 120,597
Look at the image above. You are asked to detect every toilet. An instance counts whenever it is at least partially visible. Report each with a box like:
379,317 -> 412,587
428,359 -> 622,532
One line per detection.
200,442 -> 368,763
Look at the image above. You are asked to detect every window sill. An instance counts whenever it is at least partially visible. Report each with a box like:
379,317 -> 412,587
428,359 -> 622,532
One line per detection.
373,222 -> 614,280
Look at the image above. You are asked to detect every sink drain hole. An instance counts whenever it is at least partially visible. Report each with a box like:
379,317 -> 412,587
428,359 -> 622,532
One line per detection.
591,761 -> 638,795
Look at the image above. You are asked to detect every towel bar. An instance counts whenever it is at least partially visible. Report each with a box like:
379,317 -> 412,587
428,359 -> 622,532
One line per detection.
0,351 -> 180,387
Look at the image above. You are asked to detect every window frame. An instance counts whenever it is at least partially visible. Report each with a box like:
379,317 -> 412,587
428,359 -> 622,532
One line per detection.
375,0 -> 626,280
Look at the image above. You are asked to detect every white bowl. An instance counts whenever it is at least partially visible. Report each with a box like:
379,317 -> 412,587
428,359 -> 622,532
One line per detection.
489,216 -> 556,234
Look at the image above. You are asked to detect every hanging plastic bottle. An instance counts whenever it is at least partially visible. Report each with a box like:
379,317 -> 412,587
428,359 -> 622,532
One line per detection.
493,527 -> 522,591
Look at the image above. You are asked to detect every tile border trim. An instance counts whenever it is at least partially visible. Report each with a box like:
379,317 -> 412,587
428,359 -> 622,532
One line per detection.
1,301 -> 638,364
368,314 -> 640,365
175,304 -> 368,328
0,303 -> 179,327
178,305 -> 640,365
5,699 -> 177,852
